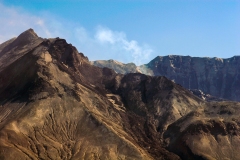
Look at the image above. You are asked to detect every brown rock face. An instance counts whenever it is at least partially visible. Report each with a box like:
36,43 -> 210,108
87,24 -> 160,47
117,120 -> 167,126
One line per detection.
0,29 -> 240,160
164,101 -> 240,160
0,29 -> 179,160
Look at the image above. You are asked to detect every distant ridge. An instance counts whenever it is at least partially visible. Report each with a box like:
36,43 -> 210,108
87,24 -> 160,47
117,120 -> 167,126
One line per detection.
92,55 -> 240,101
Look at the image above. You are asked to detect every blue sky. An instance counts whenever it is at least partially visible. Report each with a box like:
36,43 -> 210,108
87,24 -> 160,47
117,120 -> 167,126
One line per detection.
0,0 -> 239,65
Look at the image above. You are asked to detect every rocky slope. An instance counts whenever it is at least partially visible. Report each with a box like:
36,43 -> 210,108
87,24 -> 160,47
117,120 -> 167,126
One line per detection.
164,101 -> 240,160
189,89 -> 226,102
0,29 -> 240,160
92,55 -> 240,102
91,60 -> 141,74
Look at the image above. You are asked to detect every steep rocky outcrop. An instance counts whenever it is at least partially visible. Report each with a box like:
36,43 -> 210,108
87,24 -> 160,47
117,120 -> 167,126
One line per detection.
92,55 -> 240,101
0,29 -> 240,160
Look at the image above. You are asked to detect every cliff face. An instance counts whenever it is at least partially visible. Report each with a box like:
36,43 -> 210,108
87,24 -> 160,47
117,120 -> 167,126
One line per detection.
0,29 -> 240,160
92,55 -> 240,101
146,55 -> 240,101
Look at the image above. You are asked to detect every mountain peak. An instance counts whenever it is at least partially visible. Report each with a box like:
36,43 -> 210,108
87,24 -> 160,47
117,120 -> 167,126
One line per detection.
17,28 -> 38,40
0,28 -> 41,58
5,28 -> 40,49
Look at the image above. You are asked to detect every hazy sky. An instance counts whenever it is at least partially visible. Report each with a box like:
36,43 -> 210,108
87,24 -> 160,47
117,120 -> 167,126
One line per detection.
0,0 -> 239,65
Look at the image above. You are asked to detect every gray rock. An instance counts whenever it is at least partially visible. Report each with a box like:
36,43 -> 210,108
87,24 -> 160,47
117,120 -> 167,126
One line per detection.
93,55 -> 240,101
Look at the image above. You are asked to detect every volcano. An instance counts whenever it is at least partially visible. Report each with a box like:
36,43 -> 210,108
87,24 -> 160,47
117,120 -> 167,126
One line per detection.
0,29 -> 240,160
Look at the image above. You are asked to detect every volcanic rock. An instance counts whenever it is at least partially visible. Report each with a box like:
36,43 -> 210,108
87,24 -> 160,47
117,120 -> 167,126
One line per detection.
0,29 -> 180,160
0,29 -> 240,160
